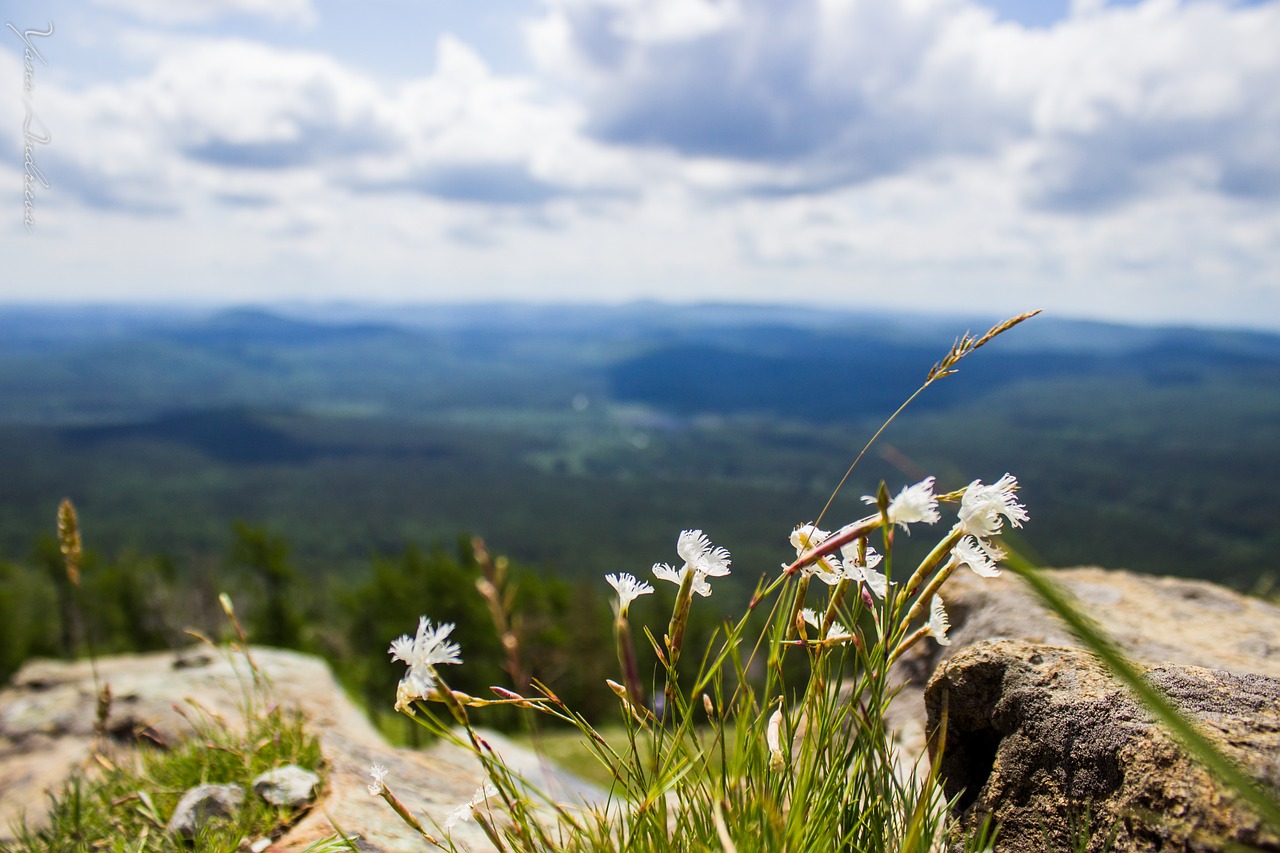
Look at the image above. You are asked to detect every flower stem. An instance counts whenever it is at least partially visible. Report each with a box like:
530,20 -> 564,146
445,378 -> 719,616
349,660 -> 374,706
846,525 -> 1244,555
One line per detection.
821,576 -> 852,638
785,575 -> 810,641
666,569 -> 695,669
615,613 -> 646,709
894,526 -> 962,613
664,569 -> 696,712
902,562 -> 956,629
888,625 -> 931,665
379,787 -> 439,845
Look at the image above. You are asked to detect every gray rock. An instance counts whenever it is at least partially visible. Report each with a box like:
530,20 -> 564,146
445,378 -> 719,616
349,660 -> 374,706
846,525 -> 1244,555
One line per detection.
925,639 -> 1280,852
0,646 -> 605,851
167,783 -> 246,839
895,566 -> 1280,687
252,765 -> 320,808
885,566 -> 1280,783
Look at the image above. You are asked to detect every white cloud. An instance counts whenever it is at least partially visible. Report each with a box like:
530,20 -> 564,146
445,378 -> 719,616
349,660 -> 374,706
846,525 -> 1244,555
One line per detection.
24,32 -> 614,222
372,35 -> 590,198
529,0 -> 1024,176
20,38 -> 383,218
1019,0 -> 1280,209
528,0 -> 1280,210
5,0 -> 1279,330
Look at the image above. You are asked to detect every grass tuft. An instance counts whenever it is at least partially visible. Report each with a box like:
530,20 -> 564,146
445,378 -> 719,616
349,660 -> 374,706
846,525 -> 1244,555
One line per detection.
3,612 -> 324,853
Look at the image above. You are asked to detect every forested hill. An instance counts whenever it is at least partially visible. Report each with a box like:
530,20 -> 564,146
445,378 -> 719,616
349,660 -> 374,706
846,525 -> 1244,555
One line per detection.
0,303 -> 1277,589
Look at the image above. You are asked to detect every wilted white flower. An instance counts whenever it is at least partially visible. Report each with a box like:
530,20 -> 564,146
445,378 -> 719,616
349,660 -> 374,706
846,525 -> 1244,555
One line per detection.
950,535 -> 1004,578
841,537 -> 883,571
394,680 -> 418,715
445,783 -> 500,831
800,608 -> 853,642
389,617 -> 463,704
840,542 -> 889,598
927,595 -> 952,646
767,706 -> 786,772
864,477 -> 941,530
653,530 -> 730,597
958,474 -> 1028,539
367,764 -> 388,796
606,572 -> 655,614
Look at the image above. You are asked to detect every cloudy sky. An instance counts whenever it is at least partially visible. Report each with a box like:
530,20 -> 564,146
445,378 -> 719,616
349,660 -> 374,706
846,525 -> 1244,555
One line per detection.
3,0 -> 1278,329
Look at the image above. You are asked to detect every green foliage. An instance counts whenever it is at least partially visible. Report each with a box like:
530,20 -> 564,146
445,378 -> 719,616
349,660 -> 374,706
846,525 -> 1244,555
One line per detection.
79,552 -> 178,653
336,539 -> 618,738
342,541 -> 504,741
0,560 -> 59,683
231,522 -> 306,650
0,539 -> 180,685
34,535 -> 79,658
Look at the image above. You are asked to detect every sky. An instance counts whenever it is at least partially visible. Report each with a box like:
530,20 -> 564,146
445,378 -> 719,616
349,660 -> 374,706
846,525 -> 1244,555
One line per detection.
2,0 -> 1279,330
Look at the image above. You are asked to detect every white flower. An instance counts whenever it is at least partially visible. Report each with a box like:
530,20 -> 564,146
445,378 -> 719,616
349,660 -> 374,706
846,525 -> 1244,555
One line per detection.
840,542 -> 889,598
927,595 -> 952,646
677,529 -> 732,577
652,562 -> 713,597
389,617 -> 462,669
958,474 -> 1028,538
606,572 -> 654,614
652,530 -> 730,598
388,617 -> 463,703
789,524 -> 825,553
800,608 -> 853,642
951,535 -> 1004,578
367,764 -> 388,796
864,477 -> 941,530
767,706 -> 786,772
445,783 -> 500,831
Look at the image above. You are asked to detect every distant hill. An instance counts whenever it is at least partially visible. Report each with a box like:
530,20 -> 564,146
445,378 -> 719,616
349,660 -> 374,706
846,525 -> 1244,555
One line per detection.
0,303 -> 1276,588
157,308 -> 417,350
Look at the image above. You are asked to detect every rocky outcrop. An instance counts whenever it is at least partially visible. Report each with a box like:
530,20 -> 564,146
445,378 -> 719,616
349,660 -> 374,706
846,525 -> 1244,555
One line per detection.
883,567 -> 1280,851
926,640 -> 1280,852
887,566 -> 1280,760
0,646 -> 602,851
894,566 -> 1280,685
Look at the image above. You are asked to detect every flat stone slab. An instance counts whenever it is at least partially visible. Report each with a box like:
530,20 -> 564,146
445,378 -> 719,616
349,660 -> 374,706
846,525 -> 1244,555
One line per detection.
0,646 -> 604,851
